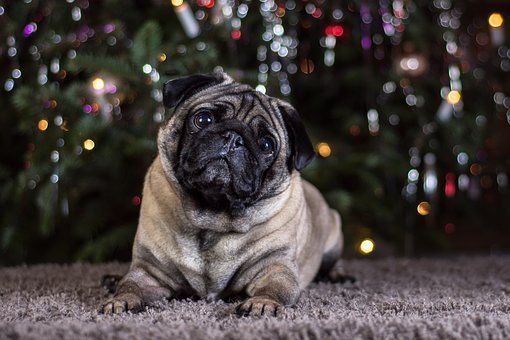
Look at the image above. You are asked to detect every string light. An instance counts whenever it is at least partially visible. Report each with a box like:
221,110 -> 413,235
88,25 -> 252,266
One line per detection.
83,139 -> 95,150
173,1 -> 200,38
417,201 -> 431,216
447,90 -> 461,105
142,64 -> 152,74
92,77 -> 105,91
488,13 -> 504,28
359,239 -> 375,254
317,142 -> 331,158
38,119 -> 49,131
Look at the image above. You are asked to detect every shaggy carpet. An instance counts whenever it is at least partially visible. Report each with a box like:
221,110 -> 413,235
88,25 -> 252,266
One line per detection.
1,256 -> 509,339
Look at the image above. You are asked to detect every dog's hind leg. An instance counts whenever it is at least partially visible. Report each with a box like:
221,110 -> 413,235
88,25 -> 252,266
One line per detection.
315,237 -> 356,284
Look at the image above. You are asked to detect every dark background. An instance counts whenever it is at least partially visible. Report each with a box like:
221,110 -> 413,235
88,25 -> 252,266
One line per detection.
1,0 -> 510,265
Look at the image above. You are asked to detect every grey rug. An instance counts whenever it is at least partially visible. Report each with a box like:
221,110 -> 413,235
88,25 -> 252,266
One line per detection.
1,256 -> 509,339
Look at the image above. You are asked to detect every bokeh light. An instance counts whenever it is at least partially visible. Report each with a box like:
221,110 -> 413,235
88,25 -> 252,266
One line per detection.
38,119 -> 48,131
488,13 -> 504,28
92,77 -> 105,91
317,142 -> 331,158
417,201 -> 431,216
132,195 -> 141,206
83,139 -> 95,150
359,239 -> 375,254
447,90 -> 461,105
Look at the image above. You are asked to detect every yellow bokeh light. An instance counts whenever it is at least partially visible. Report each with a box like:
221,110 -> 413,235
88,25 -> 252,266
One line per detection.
92,77 -> 105,91
447,90 -> 461,105
171,0 -> 184,7
83,139 -> 95,151
38,119 -> 48,131
159,53 -> 167,62
488,13 -> 504,28
417,201 -> 431,216
317,142 -> 331,158
359,239 -> 375,254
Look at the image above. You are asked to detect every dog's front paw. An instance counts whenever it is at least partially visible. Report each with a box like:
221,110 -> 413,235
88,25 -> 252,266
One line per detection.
236,296 -> 282,317
101,293 -> 144,315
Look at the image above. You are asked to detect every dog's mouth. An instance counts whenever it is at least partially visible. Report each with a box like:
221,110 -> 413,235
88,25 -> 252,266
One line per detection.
195,158 -> 232,187
178,152 -> 262,213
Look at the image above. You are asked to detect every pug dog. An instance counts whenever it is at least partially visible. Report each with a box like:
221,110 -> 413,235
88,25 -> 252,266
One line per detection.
101,72 -> 344,317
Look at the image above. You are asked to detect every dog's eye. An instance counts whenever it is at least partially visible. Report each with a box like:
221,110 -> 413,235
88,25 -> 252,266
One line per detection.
259,136 -> 274,154
194,111 -> 214,128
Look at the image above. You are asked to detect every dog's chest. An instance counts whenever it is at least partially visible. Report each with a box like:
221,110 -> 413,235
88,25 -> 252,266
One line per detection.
174,230 -> 245,297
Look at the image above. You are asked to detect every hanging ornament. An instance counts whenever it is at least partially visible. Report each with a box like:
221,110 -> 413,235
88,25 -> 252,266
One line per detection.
417,201 -> 431,216
172,0 -> 200,38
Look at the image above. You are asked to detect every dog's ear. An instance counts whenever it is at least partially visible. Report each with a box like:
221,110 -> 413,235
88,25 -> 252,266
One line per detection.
163,74 -> 221,108
279,105 -> 316,171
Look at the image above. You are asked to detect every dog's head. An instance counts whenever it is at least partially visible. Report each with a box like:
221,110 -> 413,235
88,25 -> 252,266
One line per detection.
158,72 -> 315,216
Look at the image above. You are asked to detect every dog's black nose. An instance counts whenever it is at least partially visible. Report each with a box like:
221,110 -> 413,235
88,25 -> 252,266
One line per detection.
221,131 -> 244,152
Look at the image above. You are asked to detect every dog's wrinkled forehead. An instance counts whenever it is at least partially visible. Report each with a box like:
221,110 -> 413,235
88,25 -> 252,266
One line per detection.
163,72 -> 235,108
188,88 -> 279,123
167,73 -> 280,124
162,72 -> 316,171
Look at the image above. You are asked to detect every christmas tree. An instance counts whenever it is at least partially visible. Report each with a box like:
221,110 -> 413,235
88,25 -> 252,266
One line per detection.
1,0 -> 509,265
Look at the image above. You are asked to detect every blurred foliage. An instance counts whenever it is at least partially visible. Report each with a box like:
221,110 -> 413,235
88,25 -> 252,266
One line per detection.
1,0 -> 510,265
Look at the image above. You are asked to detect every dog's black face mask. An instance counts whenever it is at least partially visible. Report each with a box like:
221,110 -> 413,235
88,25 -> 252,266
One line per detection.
176,111 -> 277,214
161,73 -> 315,216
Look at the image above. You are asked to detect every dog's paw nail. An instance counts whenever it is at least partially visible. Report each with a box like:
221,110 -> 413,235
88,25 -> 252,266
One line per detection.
236,297 -> 282,317
101,302 -> 114,315
114,301 -> 127,314
101,293 -> 143,315
235,302 -> 252,317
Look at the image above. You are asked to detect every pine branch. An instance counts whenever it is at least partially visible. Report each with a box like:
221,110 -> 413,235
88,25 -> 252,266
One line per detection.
66,54 -> 139,81
132,21 -> 162,66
